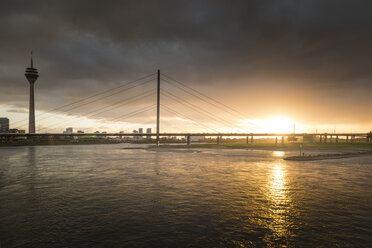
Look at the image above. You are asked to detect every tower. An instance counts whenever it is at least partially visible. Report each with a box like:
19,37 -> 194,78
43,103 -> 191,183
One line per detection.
24,52 -> 39,134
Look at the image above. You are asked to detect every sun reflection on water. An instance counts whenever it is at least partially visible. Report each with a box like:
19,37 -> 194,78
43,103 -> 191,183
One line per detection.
266,163 -> 291,239
273,151 -> 285,157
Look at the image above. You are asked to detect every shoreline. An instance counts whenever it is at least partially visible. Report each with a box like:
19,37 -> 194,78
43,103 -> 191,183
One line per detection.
156,143 -> 372,151
284,151 -> 372,161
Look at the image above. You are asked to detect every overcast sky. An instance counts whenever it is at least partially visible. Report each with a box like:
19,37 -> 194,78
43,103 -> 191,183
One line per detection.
0,0 -> 371,133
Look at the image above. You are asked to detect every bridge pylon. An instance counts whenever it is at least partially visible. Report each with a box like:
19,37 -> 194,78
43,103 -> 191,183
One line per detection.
156,69 -> 160,146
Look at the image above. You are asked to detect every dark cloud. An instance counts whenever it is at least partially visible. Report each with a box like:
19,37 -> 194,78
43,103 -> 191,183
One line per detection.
0,0 -> 372,129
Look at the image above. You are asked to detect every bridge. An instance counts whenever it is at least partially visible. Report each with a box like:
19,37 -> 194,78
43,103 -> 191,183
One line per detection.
1,69 -> 371,144
1,132 -> 371,145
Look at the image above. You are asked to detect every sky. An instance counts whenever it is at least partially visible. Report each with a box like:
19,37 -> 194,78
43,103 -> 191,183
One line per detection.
0,0 -> 371,133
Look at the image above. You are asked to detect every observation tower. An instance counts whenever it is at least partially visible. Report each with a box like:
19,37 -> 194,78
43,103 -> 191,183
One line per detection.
24,52 -> 39,134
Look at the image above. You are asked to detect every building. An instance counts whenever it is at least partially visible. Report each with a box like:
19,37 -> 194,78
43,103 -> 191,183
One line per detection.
24,52 -> 39,134
138,128 -> 144,139
0,118 -> 9,133
146,128 -> 151,139
63,127 -> 73,134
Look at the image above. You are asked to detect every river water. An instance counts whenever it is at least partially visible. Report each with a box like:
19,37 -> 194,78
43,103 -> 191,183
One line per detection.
0,144 -> 371,247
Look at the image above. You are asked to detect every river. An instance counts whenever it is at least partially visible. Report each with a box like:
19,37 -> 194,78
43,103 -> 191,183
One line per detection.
0,144 -> 371,247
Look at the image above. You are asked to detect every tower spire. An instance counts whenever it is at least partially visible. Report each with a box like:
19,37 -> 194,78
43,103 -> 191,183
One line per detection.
30,51 -> 33,68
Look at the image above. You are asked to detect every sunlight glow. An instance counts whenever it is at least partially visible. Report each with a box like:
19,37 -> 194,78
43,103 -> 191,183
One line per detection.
239,116 -> 301,133
263,117 -> 293,133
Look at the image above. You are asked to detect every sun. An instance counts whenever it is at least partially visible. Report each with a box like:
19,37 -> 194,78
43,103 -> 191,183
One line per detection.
262,116 -> 294,133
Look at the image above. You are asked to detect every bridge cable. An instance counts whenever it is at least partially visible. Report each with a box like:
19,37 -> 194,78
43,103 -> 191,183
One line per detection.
11,72 -> 156,127
88,104 -> 156,132
161,104 -> 219,133
162,78 -> 260,130
15,77 -> 156,130
161,73 -> 260,129
161,89 -> 243,131
41,89 -> 156,132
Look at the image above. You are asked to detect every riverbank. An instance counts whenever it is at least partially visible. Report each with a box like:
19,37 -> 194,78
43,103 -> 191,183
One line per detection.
157,142 -> 372,151
154,143 -> 372,160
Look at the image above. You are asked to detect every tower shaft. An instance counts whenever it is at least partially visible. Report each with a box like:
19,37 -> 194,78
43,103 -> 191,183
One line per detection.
29,83 -> 35,134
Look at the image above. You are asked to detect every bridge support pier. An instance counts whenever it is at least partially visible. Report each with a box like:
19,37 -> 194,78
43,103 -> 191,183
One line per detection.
346,135 -> 349,143
282,136 -> 284,144
251,136 -> 253,143
246,136 -> 249,144
324,135 -> 328,143
187,135 -> 190,146
275,136 -> 278,145
319,135 -> 322,143
330,135 -> 333,143
217,136 -> 220,145
336,136 -> 339,143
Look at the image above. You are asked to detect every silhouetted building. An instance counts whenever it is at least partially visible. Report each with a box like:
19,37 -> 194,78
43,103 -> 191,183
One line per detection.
0,118 -> 9,133
24,52 -> 39,134
63,127 -> 73,134
138,128 -> 144,139
146,128 -> 151,139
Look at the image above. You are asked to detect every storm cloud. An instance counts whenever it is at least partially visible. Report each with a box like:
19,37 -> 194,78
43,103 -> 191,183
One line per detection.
0,0 -> 371,131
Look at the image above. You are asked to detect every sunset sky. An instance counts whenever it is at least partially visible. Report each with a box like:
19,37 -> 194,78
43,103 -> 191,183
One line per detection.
0,0 -> 371,133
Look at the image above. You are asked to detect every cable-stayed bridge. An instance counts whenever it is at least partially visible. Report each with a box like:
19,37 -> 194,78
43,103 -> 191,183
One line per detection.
1,70 -> 371,144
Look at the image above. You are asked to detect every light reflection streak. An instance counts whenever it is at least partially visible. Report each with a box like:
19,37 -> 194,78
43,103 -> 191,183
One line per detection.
273,151 -> 285,157
266,162 -> 291,238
